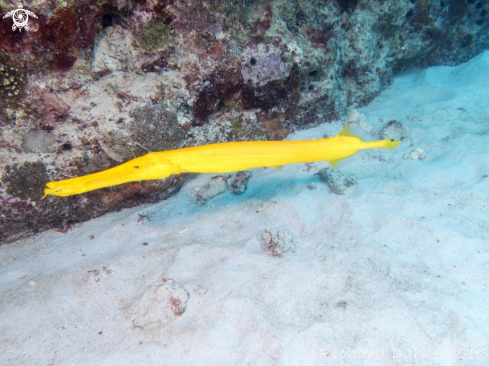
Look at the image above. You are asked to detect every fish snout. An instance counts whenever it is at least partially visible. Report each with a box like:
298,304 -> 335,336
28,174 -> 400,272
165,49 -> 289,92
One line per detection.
386,138 -> 401,149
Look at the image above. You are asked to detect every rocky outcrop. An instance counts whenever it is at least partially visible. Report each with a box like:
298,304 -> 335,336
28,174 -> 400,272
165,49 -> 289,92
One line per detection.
1,0 -> 488,243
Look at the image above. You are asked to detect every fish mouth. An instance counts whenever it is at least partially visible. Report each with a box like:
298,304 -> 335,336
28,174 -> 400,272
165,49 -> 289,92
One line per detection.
43,155 -> 177,197
43,161 -> 146,197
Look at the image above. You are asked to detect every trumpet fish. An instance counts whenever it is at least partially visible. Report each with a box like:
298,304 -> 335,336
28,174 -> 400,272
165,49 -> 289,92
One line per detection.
43,125 -> 401,198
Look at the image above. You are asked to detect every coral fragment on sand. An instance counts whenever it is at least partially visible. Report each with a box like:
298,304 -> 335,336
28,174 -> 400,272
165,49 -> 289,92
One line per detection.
194,175 -> 228,203
344,110 -> 374,134
229,170 -> 251,195
403,148 -> 426,160
260,229 -> 296,257
131,278 -> 189,329
318,167 -> 357,195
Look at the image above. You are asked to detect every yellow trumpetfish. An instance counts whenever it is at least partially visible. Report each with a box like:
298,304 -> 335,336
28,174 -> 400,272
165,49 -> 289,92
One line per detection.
43,125 -> 400,197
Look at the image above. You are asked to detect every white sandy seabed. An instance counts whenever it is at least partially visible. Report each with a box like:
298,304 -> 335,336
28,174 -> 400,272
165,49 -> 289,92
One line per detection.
1,51 -> 489,366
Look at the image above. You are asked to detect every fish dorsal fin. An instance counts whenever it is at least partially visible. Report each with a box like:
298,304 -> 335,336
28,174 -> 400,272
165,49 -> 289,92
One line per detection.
327,125 -> 364,168
337,124 -> 360,138
338,125 -> 351,136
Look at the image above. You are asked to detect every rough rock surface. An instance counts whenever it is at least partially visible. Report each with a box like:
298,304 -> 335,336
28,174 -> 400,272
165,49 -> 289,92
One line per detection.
229,170 -> 251,195
131,278 -> 189,329
1,0 -> 488,243
193,175 -> 228,203
260,228 -> 296,257
318,167 -> 357,195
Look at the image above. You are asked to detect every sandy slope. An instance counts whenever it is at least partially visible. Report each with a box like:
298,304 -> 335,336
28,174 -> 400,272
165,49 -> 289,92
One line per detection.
1,52 -> 488,365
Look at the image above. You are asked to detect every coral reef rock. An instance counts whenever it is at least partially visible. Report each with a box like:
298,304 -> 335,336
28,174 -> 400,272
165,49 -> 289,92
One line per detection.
318,167 -> 357,195
40,92 -> 71,123
403,148 -> 426,161
194,175 -> 228,203
0,63 -> 24,99
92,25 -> 147,73
21,130 -> 57,153
3,161 -> 50,201
131,278 -> 189,329
241,43 -> 287,87
344,109 -> 374,134
229,170 -> 251,195
127,103 -> 185,157
0,173 -> 188,245
1,0 -> 489,243
260,229 -> 296,257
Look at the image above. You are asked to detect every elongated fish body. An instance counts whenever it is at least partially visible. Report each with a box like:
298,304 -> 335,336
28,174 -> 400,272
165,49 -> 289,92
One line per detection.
159,137 -> 394,173
43,126 -> 401,197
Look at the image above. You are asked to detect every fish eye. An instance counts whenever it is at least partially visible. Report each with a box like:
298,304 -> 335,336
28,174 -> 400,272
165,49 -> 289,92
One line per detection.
390,139 -> 394,142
